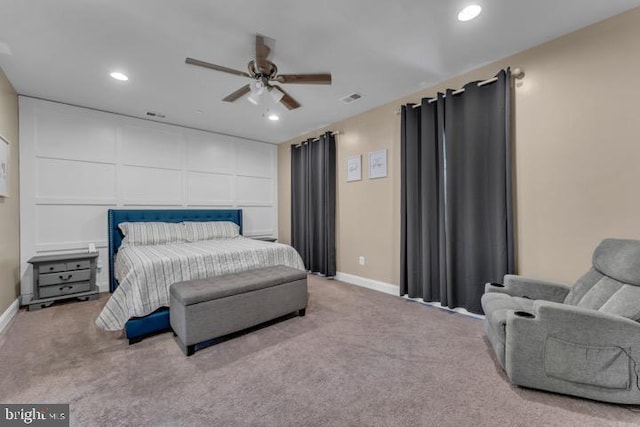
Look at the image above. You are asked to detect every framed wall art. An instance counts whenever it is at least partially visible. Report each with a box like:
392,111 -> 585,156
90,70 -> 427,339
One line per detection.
369,149 -> 387,179
346,155 -> 362,182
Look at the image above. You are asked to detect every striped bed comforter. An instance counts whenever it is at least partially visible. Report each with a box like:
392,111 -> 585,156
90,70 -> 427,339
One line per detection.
95,237 -> 305,331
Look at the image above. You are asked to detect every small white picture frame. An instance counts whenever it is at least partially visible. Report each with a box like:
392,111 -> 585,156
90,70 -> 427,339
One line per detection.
346,155 -> 362,182
369,149 -> 387,179
0,135 -> 8,197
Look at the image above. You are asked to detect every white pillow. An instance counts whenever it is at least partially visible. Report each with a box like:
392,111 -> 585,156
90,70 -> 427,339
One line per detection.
183,221 -> 240,242
119,222 -> 187,246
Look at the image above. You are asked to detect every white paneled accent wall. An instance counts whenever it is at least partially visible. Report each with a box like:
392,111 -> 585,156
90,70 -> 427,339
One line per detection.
19,97 -> 277,302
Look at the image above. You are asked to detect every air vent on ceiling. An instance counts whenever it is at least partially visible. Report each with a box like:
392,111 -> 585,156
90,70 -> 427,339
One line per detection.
146,111 -> 166,119
339,92 -> 363,104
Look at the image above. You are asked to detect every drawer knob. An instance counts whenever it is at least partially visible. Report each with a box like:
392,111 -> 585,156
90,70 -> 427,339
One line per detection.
59,286 -> 73,291
59,274 -> 73,281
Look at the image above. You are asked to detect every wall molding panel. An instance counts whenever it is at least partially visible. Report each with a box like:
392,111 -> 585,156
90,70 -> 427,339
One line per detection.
19,97 -> 278,303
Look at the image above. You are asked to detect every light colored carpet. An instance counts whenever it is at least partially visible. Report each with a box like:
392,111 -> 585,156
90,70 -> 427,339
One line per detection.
0,276 -> 638,426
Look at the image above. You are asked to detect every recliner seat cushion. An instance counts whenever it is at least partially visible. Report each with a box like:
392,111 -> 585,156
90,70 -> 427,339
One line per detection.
481,293 -> 534,343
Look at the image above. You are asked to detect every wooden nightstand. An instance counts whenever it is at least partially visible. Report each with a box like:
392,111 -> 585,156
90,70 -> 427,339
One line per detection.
28,252 -> 99,311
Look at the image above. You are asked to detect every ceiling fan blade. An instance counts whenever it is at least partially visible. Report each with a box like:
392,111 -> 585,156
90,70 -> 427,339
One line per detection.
255,34 -> 273,74
276,73 -> 332,85
272,84 -> 301,110
185,57 -> 250,78
222,84 -> 252,102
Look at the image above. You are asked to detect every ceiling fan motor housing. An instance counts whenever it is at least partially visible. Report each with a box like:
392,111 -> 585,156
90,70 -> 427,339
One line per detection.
248,60 -> 278,80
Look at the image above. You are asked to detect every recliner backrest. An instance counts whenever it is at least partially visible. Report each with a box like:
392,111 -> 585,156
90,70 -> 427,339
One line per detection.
564,239 -> 640,321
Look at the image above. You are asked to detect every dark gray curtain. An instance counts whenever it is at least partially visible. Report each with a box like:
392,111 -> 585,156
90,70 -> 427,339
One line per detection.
401,69 -> 514,314
291,132 -> 336,276
400,95 -> 445,301
443,70 -> 514,312
291,140 -> 311,267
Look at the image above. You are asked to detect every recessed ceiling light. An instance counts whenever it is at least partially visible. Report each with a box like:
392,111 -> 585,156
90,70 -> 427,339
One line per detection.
268,114 -> 280,121
110,72 -> 129,81
458,5 -> 482,22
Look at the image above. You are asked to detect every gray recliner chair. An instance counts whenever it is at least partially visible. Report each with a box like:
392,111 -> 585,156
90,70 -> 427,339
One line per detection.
482,238 -> 640,404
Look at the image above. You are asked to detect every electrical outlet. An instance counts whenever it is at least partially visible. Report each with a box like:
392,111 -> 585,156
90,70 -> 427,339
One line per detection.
359,256 -> 365,266
88,242 -> 96,253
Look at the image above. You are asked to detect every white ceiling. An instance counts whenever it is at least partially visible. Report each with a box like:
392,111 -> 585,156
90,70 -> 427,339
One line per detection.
1,0 -> 639,144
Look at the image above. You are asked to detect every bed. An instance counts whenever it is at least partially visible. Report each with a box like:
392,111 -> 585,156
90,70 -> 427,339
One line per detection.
97,209 -> 305,343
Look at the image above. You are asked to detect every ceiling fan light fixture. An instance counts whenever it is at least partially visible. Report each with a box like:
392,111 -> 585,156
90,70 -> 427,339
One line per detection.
250,80 -> 265,95
458,4 -> 482,21
269,86 -> 284,103
247,92 -> 261,105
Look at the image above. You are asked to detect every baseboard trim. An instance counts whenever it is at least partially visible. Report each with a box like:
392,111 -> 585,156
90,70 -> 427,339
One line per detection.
405,298 -> 485,320
97,282 -> 109,293
335,272 -> 399,296
335,271 -> 484,320
0,298 -> 20,334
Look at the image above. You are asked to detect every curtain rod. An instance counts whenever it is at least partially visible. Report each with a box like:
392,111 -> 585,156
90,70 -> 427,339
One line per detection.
310,131 -> 340,142
291,131 -> 340,148
412,76 -> 498,108
403,68 -> 525,112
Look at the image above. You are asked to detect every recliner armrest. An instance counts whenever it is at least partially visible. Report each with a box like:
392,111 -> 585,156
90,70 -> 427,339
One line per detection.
486,274 -> 570,302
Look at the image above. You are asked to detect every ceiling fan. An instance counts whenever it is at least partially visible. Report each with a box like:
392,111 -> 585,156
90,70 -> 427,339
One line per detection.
185,35 -> 332,110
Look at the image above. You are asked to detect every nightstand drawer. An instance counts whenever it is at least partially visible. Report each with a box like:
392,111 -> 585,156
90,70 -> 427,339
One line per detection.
67,260 -> 91,270
39,269 -> 91,286
39,262 -> 68,273
39,281 -> 91,299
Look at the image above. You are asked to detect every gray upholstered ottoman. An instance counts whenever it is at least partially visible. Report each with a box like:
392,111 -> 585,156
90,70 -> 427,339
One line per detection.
169,265 -> 307,356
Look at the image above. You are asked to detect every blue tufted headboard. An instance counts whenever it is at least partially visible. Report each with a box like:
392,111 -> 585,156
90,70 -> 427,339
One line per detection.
107,209 -> 243,292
